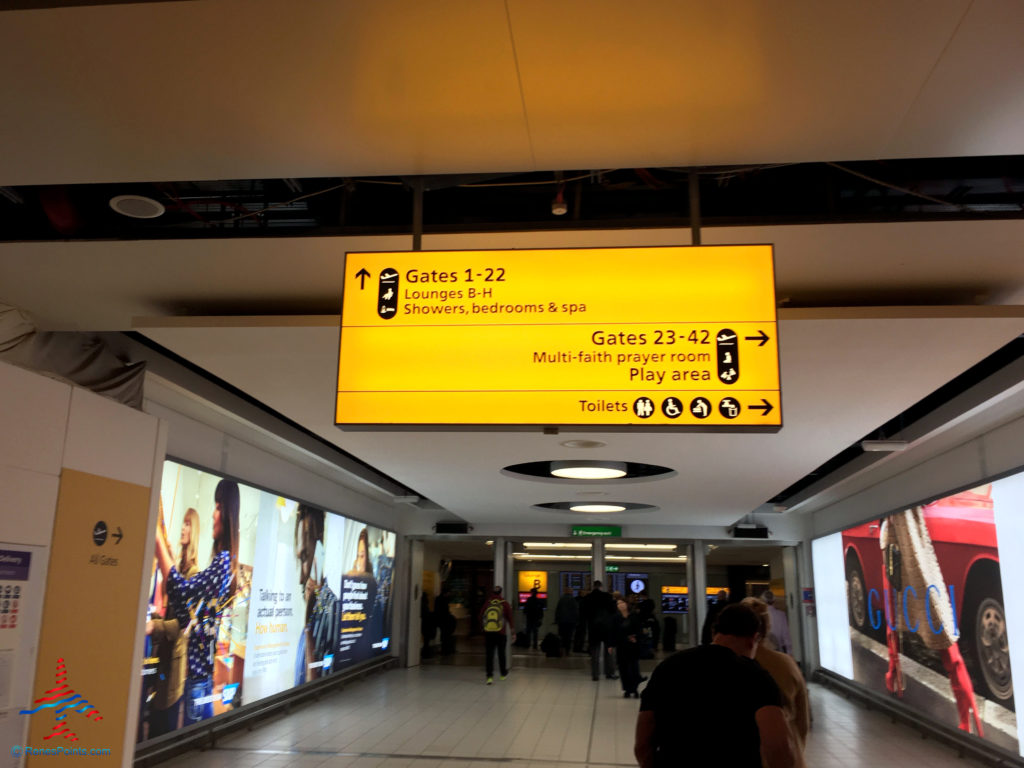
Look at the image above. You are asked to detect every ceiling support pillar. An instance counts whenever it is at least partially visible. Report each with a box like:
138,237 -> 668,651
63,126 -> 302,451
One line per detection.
412,177 -> 424,251
689,540 -> 707,646
689,170 -> 702,246
592,538 -> 605,587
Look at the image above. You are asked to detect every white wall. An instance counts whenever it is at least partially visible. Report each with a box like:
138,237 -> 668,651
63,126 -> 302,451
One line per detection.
0,363 -> 68,768
403,540 -> 424,667
0,361 -> 165,768
144,384 -> 407,536
809,409 -> 1024,539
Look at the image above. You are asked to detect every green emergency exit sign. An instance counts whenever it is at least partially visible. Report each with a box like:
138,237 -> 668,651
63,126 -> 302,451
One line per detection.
606,565 -> 620,572
570,525 -> 622,537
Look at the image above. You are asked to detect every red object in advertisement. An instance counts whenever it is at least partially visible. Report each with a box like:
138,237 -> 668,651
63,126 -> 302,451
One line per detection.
842,487 -> 1011,704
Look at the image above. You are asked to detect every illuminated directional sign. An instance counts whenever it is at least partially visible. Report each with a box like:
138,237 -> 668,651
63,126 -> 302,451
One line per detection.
336,246 -> 780,430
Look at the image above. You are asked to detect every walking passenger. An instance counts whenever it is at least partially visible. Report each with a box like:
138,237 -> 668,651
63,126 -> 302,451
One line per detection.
614,598 -> 643,697
524,587 -> 544,650
742,597 -> 810,768
581,580 -> 618,680
761,590 -> 793,654
555,587 -> 580,655
635,603 -> 794,768
435,587 -> 455,655
479,585 -> 513,685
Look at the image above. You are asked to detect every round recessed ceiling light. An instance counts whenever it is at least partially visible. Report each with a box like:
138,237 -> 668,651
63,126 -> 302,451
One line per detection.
534,501 -> 657,514
109,194 -> 165,219
569,503 -> 626,513
550,460 -> 627,480
503,460 -> 675,483
559,439 -> 607,449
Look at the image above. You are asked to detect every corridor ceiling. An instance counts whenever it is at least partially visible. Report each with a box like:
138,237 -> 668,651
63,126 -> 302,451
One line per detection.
4,1 -> 1024,182
3,1 -> 1024,537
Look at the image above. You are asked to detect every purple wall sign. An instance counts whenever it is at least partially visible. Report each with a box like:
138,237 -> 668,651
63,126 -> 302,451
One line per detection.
0,550 -> 32,580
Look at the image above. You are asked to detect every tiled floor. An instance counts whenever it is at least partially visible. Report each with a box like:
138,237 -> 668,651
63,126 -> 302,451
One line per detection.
156,652 -> 1000,768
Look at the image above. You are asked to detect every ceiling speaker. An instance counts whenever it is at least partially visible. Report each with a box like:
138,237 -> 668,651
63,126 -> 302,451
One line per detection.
732,524 -> 769,539
109,194 -> 165,219
435,521 -> 470,534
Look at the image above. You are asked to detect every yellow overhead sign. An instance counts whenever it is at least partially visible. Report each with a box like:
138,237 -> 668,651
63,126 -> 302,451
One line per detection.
336,246 -> 781,429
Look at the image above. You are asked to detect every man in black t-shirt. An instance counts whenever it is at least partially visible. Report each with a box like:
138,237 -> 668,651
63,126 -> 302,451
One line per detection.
635,603 -> 794,768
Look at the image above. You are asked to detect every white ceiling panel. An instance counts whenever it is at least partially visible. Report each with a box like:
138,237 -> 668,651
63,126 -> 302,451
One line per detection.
0,0 -> 531,185
886,0 -> 1024,157
2,0 -> 1021,186
513,0 -> 973,168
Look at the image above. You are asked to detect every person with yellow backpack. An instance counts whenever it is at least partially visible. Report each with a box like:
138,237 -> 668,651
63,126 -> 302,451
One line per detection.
479,585 -> 514,684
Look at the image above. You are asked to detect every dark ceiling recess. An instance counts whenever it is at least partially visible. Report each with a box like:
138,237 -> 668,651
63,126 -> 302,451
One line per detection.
1,156 -> 1023,242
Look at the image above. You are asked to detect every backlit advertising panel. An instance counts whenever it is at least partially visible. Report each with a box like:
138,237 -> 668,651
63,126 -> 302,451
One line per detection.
337,522 -> 396,665
244,500 -> 344,702
137,461 -> 396,743
813,478 -> 1023,757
